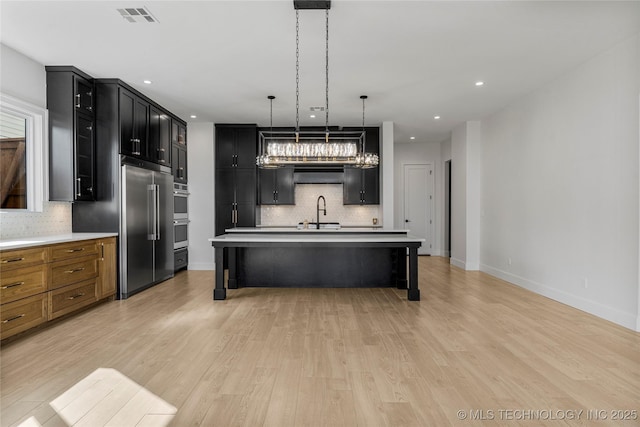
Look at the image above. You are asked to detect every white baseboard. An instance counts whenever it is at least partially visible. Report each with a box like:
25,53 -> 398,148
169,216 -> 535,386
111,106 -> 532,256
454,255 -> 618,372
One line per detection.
450,257 -> 480,271
480,263 -> 638,331
188,262 -> 215,271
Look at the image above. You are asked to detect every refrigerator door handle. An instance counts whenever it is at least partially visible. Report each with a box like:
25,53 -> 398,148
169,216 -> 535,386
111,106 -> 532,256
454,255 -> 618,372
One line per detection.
148,184 -> 157,240
155,184 -> 161,240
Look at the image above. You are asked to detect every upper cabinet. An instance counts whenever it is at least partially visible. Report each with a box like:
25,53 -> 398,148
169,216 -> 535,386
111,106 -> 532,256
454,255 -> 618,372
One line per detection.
171,120 -> 188,184
215,125 -> 259,169
149,106 -> 171,166
46,66 -> 96,202
258,167 -> 295,205
118,87 -> 150,160
94,79 -> 183,169
343,127 -> 380,205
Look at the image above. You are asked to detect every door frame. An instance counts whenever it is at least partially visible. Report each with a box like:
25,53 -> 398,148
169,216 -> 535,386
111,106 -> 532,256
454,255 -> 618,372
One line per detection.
402,163 -> 434,255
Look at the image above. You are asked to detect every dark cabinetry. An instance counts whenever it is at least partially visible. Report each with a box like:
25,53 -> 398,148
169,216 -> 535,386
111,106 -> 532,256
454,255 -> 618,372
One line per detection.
149,106 -> 171,165
215,125 -> 257,235
343,127 -> 380,205
118,88 -> 150,160
259,167 -> 295,205
215,126 -> 258,169
95,79 -> 180,169
46,66 -> 96,201
171,121 -> 187,183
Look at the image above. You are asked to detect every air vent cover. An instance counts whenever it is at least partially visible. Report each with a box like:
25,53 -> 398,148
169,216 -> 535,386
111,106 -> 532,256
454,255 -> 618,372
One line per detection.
117,7 -> 158,23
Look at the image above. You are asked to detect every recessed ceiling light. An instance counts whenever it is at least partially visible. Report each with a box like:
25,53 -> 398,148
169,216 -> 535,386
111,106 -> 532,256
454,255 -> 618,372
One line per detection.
410,136 -> 416,140
143,80 -> 152,84
434,116 -> 440,120
475,81 -> 484,86
190,115 -> 197,119
310,114 -> 316,118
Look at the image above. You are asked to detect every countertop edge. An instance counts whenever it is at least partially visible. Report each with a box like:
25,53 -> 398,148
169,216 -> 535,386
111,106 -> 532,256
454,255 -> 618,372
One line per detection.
0,233 -> 119,251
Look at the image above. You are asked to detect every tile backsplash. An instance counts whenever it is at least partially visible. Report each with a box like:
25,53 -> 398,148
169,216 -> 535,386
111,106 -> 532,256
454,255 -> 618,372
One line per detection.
260,184 -> 380,226
0,202 -> 72,239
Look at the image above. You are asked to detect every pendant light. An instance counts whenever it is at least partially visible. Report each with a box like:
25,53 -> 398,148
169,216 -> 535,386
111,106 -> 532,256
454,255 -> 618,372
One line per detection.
256,1 -> 364,168
354,95 -> 379,168
256,96 -> 280,168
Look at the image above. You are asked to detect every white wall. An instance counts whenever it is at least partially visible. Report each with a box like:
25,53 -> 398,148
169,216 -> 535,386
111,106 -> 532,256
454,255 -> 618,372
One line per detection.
393,141 -> 443,254
187,122 -> 215,270
480,33 -> 640,331
0,43 -> 72,239
450,124 -> 468,268
381,121 -> 394,228
449,121 -> 482,270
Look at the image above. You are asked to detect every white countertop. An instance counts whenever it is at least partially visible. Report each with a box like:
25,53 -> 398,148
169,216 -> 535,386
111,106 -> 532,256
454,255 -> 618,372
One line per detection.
228,227 -> 410,233
210,233 -> 424,244
0,233 -> 118,251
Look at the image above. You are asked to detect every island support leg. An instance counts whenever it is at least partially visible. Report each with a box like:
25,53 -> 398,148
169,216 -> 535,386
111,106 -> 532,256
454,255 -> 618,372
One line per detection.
213,247 -> 226,300
407,247 -> 420,301
228,248 -> 237,289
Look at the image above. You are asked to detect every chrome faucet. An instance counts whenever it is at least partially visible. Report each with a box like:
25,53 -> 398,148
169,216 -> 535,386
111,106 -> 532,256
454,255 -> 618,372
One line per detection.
316,195 -> 326,229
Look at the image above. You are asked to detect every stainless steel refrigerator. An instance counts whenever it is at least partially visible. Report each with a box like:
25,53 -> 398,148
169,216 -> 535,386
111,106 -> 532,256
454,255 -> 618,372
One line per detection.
120,163 -> 174,298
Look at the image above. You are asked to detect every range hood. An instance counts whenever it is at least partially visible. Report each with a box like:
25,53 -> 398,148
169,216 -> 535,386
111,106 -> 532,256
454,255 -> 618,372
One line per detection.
294,167 -> 343,184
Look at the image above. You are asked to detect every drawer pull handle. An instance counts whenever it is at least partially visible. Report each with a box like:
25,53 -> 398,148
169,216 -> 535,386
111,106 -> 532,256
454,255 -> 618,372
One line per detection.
2,257 -> 25,263
1,281 -> 24,289
64,267 -> 86,274
67,293 -> 85,300
3,314 -> 25,323
65,248 -> 85,253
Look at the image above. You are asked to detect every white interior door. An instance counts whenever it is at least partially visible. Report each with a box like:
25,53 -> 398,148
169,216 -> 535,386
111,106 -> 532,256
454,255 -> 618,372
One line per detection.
404,164 -> 433,255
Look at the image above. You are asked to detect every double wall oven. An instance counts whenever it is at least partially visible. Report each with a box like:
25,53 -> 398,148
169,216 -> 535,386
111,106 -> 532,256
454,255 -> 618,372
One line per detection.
173,183 -> 189,270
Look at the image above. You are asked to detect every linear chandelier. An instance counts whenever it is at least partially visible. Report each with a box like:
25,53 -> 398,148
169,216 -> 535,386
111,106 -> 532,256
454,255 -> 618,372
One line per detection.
256,1 -> 378,169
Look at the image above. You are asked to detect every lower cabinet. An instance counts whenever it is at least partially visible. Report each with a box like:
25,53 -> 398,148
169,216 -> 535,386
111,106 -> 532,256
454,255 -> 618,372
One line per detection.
0,236 -> 117,340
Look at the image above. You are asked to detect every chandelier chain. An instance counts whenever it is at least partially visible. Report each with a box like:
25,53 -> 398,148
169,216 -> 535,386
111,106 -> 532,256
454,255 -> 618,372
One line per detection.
295,9 -> 300,132
325,8 -> 329,133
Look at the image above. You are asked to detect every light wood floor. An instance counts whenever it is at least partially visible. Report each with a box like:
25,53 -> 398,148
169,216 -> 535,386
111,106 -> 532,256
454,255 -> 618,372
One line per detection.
1,256 -> 638,426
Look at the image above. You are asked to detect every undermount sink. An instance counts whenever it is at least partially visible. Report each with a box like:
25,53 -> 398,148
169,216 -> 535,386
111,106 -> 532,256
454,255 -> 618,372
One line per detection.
297,222 -> 341,230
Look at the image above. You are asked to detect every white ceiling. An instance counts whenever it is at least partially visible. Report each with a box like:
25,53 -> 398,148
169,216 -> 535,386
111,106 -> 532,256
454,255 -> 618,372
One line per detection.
2,1 -> 640,144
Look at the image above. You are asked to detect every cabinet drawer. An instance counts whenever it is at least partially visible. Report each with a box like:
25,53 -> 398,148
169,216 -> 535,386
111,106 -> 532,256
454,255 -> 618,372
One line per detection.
0,248 -> 47,272
50,241 -> 99,262
1,264 -> 47,304
0,294 -> 48,340
48,278 -> 97,320
50,257 -> 98,289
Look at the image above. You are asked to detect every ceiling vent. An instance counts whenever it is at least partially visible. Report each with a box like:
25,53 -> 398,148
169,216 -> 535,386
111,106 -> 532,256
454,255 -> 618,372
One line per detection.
117,7 -> 158,23
309,106 -> 325,112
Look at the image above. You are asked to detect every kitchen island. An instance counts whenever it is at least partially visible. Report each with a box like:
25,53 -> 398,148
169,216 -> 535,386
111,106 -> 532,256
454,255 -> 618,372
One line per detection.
208,229 -> 423,301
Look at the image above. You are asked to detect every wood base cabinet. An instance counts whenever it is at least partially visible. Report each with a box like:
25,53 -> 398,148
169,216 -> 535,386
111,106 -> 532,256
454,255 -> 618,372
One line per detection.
0,237 -> 116,340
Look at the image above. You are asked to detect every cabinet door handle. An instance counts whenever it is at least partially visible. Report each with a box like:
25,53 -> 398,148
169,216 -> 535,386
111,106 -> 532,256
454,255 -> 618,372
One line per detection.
75,93 -> 81,108
76,178 -> 82,197
64,267 -> 86,274
66,293 -> 85,300
132,139 -> 141,155
101,243 -> 105,260
2,257 -> 25,264
65,248 -> 85,253
87,106 -> 93,111
1,281 -> 24,289
2,314 -> 25,323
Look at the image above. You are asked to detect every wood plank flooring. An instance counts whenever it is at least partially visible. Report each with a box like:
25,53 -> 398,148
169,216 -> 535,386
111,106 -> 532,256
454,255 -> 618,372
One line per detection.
1,257 -> 639,426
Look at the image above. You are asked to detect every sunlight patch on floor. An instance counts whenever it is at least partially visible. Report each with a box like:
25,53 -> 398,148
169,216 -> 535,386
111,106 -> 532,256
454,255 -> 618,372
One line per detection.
16,368 -> 176,427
